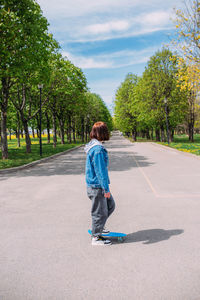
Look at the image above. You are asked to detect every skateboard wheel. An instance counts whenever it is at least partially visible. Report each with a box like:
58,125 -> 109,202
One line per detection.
118,237 -> 124,243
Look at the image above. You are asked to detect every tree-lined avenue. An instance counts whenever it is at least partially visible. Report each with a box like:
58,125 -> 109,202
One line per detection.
0,132 -> 200,299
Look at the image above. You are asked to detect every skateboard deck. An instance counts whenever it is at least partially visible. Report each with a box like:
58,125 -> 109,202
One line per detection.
88,229 -> 126,242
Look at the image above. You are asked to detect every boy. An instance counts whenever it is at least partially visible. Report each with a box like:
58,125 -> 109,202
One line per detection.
84,122 -> 115,246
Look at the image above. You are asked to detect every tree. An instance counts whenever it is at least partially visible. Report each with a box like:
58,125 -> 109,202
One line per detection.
84,93 -> 113,141
173,0 -> 200,64
47,54 -> 87,147
114,49 -> 188,142
139,49 -> 187,142
175,57 -> 200,141
0,0 -> 56,158
172,0 -> 200,140
114,73 -> 138,140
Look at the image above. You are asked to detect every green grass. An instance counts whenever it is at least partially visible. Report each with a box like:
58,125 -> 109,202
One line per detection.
158,134 -> 200,156
0,136 -> 84,170
128,133 -> 200,156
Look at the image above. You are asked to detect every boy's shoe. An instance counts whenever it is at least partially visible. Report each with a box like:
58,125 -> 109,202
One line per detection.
102,227 -> 110,234
92,236 -> 112,246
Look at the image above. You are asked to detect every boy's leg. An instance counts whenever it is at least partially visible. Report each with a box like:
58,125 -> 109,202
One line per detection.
87,187 -> 108,236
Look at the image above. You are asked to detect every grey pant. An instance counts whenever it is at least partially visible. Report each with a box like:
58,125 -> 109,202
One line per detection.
87,187 -> 115,237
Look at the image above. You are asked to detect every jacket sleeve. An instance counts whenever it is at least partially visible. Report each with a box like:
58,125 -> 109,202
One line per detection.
93,150 -> 110,193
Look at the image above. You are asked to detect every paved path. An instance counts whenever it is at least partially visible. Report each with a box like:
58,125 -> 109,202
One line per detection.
0,132 -> 200,300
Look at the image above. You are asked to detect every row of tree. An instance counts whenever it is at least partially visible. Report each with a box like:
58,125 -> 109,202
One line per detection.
0,0 -> 113,159
114,0 -> 200,142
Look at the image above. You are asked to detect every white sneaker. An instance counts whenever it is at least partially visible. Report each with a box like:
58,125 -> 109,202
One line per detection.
92,236 -> 112,246
102,227 -> 110,234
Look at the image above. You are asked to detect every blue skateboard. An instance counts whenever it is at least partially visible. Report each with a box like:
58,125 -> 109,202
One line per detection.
88,229 -> 126,242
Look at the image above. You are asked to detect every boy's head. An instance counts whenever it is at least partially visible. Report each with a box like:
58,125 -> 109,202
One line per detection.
90,121 -> 110,141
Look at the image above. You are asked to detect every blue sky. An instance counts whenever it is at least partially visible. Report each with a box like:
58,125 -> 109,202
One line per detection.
37,0 -> 183,112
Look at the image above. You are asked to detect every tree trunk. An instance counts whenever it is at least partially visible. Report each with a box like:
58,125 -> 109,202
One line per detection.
151,128 -> 154,140
155,128 -> 160,141
141,130 -> 145,138
188,123 -> 194,142
36,117 -> 40,138
52,110 -> 57,148
85,122 -> 88,142
67,114 -> 72,143
32,127 -> 35,138
72,117 -> 76,143
85,130 -> 87,142
1,77 -> 9,159
132,129 -> 137,141
47,127 -> 50,144
22,118 -> 31,153
161,125 -> 166,142
59,119 -> 65,144
81,117 -> 84,142
188,92 -> 195,142
16,129 -> 20,147
45,112 -> 50,144
171,129 -> 174,142
146,129 -> 150,140
1,110 -> 8,159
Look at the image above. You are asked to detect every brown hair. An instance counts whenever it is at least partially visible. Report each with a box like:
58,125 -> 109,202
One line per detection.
90,121 -> 110,141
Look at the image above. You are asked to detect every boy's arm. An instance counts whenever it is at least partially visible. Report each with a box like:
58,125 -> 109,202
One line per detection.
93,150 -> 110,193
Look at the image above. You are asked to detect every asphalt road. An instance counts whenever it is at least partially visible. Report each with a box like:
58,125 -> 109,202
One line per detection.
0,132 -> 200,300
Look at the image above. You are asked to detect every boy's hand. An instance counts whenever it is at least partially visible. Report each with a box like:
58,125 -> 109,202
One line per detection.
104,192 -> 111,198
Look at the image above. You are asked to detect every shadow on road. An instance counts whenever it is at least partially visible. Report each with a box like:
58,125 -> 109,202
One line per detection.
110,228 -> 184,245
109,152 -> 153,171
0,147 -> 154,179
125,229 -> 184,244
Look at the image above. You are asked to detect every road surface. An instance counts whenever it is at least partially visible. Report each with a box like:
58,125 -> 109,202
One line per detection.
0,132 -> 200,300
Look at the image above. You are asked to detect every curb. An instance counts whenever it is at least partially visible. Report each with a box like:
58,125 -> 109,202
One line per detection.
0,144 -> 84,174
150,142 -> 200,160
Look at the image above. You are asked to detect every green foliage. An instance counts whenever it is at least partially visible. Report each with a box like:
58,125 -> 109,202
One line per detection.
114,48 -> 189,140
140,49 -> 188,129
114,73 -> 138,134
85,93 -> 113,131
0,0 -> 56,79
0,0 -> 112,161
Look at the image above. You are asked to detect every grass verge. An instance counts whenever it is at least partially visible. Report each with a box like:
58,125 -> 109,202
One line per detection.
158,134 -> 200,156
0,136 -> 84,170
128,134 -> 200,156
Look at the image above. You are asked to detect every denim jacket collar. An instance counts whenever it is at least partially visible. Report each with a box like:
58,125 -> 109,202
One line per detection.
84,139 -> 103,154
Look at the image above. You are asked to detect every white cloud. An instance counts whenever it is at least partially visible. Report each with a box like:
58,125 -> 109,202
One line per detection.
38,0 -> 152,18
62,51 -> 112,69
62,47 -> 158,69
48,10 -> 173,43
137,11 -> 170,27
86,20 -> 130,35
38,0 -> 182,19
37,0 -> 182,43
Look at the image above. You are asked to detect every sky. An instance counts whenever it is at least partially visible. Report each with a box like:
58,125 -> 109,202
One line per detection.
37,0 -> 183,112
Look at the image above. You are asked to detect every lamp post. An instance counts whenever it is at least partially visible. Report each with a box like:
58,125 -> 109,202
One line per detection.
38,84 -> 43,156
164,97 -> 170,144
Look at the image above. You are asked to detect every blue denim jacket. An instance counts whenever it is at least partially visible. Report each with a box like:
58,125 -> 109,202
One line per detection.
84,139 -> 110,193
